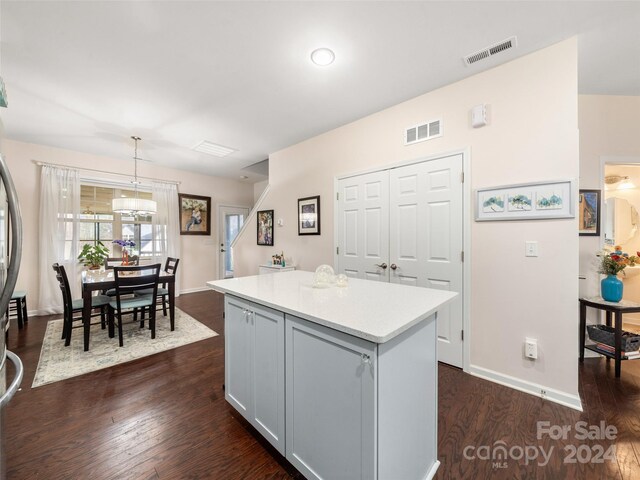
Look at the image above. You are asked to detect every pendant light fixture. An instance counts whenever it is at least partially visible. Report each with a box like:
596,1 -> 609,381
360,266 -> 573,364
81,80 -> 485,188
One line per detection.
112,136 -> 157,216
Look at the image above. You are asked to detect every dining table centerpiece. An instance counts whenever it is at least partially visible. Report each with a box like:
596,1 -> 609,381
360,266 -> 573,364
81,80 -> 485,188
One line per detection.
597,247 -> 639,302
113,239 -> 136,266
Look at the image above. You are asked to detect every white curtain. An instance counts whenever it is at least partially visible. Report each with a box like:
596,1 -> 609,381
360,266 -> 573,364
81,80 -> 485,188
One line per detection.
151,181 -> 181,294
38,165 -> 81,313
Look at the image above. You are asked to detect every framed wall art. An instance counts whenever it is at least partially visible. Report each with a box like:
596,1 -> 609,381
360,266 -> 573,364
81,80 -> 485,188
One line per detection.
298,195 -> 320,235
475,180 -> 575,221
578,189 -> 601,236
179,193 -> 211,235
257,209 -> 274,246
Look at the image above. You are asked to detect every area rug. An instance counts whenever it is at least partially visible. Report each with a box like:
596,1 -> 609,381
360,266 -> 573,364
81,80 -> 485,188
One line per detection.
32,308 -> 218,388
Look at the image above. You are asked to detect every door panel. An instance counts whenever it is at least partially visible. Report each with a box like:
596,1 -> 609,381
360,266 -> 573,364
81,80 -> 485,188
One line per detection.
389,154 -> 464,368
337,171 -> 389,282
336,154 -> 464,368
252,306 -> 285,454
224,297 -> 251,419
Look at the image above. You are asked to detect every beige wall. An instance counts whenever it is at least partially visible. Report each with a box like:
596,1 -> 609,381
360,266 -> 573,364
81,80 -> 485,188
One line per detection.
233,39 -> 580,402
2,139 -> 254,310
578,95 -> 640,320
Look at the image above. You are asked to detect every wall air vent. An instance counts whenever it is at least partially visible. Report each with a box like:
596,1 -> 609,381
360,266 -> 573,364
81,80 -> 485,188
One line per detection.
463,36 -> 517,66
404,118 -> 442,146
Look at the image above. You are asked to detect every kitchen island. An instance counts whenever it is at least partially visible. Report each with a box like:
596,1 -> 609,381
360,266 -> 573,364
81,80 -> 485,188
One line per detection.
207,270 -> 457,480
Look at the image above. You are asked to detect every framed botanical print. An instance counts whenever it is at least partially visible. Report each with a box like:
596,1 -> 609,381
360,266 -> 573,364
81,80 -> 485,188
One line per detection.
257,209 -> 274,246
578,189 -> 601,236
179,193 -> 211,235
298,195 -> 320,235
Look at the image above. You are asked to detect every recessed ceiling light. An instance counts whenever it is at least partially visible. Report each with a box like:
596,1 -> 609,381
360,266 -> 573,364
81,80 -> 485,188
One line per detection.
193,140 -> 236,157
310,48 -> 335,66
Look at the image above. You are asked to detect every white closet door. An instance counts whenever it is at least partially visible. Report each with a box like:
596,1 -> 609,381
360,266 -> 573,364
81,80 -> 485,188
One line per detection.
389,154 -> 464,367
337,170 -> 390,282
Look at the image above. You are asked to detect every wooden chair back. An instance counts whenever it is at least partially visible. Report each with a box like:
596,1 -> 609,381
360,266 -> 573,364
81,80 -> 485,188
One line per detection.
112,264 -> 161,310
52,263 -> 73,318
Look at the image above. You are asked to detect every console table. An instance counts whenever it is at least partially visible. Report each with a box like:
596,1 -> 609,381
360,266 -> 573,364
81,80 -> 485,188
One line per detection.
579,296 -> 640,377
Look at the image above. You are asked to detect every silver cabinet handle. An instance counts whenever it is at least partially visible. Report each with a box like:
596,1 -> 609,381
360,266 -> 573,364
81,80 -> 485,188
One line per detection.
390,264 -> 397,270
0,351 -> 24,408
375,263 -> 388,269
361,353 -> 371,364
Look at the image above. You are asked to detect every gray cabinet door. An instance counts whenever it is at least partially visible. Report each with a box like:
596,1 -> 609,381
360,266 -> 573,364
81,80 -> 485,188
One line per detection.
225,296 -> 252,420
251,303 -> 285,454
225,295 -> 285,454
285,314 -> 376,480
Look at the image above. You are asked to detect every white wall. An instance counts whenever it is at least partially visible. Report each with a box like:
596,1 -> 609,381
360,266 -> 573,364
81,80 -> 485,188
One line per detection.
2,139 -> 254,310
253,179 -> 268,204
233,39 -> 580,405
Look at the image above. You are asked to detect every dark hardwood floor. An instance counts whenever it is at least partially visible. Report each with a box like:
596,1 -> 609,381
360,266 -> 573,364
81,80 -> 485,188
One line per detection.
4,291 -> 640,479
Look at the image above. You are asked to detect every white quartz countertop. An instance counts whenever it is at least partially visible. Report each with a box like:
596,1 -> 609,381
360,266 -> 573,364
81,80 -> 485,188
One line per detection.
207,271 -> 457,344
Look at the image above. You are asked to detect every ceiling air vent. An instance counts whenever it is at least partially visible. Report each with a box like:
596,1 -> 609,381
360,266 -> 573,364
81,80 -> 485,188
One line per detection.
463,36 -> 517,66
405,118 -> 442,146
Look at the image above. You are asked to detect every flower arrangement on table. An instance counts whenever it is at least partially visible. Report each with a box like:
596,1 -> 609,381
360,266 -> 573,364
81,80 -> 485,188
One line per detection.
597,247 -> 639,276
112,239 -> 136,265
597,246 -> 640,302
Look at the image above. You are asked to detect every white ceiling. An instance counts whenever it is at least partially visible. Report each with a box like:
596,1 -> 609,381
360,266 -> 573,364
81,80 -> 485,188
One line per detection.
1,1 -> 639,182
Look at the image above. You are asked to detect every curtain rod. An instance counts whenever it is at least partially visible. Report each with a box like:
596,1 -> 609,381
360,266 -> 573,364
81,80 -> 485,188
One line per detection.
31,159 -> 181,185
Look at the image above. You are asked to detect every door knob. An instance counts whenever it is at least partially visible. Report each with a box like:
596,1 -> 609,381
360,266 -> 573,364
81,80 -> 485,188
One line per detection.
390,264 -> 397,270
375,263 -> 388,269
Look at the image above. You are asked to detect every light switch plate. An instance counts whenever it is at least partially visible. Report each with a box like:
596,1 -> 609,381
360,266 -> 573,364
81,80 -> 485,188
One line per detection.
525,241 -> 538,257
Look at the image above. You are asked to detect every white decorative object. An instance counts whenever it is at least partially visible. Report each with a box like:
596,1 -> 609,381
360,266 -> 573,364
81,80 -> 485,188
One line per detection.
335,273 -> 349,287
313,264 -> 335,288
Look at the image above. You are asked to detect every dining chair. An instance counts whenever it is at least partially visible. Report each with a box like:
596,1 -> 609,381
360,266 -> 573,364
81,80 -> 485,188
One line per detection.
137,257 -> 179,318
52,263 -> 112,347
108,263 -> 161,347
5,290 -> 28,329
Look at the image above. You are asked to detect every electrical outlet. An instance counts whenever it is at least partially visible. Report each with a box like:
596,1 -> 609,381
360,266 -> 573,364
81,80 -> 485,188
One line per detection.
525,241 -> 538,257
525,337 -> 538,359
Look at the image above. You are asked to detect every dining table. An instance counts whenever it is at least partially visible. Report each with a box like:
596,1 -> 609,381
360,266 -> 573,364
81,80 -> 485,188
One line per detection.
81,268 -> 176,351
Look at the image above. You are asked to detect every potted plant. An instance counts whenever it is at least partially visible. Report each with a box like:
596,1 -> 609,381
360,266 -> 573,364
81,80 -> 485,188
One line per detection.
78,241 -> 110,270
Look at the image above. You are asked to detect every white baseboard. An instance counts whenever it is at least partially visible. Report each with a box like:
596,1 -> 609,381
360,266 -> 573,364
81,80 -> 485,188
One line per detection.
180,286 -> 210,295
469,364 -> 583,412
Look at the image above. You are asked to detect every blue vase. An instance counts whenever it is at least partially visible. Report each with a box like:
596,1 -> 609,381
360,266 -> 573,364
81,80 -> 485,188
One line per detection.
601,274 -> 623,302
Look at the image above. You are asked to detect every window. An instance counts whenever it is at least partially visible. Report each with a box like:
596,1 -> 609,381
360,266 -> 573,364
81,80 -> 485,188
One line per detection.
74,184 -> 156,259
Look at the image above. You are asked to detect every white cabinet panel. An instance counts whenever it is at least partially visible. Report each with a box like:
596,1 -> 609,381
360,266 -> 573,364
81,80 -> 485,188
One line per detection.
285,315 -> 376,480
224,296 -> 252,420
225,295 -> 285,454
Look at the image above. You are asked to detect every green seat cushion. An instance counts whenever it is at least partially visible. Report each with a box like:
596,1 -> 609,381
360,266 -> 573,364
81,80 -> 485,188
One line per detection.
135,287 -> 168,296
11,291 -> 27,300
71,295 -> 111,311
109,294 -> 154,311
104,288 -> 116,296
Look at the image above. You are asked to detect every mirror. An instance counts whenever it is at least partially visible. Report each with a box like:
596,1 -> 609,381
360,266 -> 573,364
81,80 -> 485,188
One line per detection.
604,197 -> 639,245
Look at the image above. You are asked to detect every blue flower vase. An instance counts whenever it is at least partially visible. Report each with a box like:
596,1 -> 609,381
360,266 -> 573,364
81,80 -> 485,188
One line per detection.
601,274 -> 623,302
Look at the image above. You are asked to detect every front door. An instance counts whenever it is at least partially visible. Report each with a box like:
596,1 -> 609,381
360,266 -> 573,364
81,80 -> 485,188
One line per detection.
218,205 -> 249,279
